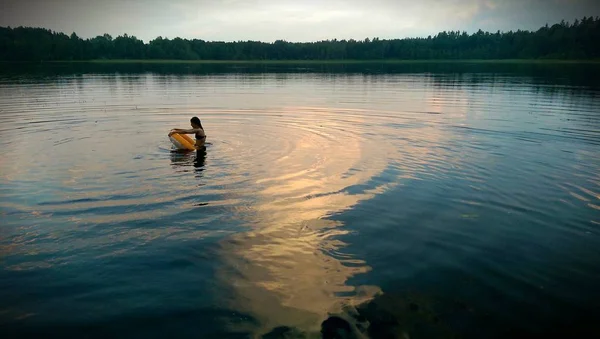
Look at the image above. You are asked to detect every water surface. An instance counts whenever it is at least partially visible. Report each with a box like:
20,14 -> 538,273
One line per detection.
1,63 -> 599,338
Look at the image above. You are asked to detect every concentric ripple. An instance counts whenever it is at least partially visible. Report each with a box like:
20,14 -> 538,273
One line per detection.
1,70 -> 599,336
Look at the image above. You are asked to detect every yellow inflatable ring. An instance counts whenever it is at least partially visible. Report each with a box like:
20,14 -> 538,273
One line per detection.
169,133 -> 196,151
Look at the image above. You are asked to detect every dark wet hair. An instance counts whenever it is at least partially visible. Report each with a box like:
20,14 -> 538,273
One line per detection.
190,116 -> 203,129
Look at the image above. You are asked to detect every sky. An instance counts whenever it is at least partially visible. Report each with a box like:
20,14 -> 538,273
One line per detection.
1,0 -> 599,42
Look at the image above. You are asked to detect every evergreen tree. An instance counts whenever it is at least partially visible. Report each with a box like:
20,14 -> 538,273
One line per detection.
0,18 -> 598,61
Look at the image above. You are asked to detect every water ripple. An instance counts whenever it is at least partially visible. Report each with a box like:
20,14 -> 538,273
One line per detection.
1,71 -> 599,336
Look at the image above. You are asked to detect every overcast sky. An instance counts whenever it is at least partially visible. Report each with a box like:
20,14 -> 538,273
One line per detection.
1,0 -> 599,42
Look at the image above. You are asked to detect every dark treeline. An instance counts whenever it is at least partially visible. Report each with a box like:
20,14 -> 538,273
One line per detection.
1,17 -> 599,61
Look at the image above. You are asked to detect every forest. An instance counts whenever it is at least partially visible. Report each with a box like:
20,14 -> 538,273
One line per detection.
0,17 -> 598,61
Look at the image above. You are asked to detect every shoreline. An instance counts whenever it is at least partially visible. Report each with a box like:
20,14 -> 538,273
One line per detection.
2,59 -> 600,65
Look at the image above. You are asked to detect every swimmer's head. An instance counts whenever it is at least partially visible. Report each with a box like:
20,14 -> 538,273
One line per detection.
190,116 -> 203,129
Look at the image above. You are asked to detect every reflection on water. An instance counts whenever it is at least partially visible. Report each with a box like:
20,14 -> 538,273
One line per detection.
216,109 -> 393,335
170,148 -> 207,175
1,64 -> 599,338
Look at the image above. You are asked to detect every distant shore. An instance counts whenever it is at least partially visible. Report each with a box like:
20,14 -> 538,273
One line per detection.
3,59 -> 600,65
62,59 -> 600,65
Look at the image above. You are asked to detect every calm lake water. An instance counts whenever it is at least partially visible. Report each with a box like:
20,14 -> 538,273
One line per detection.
1,63 -> 599,338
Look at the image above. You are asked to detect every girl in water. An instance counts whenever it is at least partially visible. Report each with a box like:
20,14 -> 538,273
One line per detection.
169,116 -> 206,149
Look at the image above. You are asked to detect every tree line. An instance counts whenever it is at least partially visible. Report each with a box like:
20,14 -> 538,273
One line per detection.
0,17 -> 599,61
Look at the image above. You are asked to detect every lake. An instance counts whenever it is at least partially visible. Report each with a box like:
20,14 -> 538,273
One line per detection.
1,62 -> 599,338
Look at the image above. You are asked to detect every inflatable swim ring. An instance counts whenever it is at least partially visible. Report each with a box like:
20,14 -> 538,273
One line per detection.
169,133 -> 196,151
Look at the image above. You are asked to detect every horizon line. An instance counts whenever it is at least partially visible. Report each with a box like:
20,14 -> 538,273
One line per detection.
2,16 -> 597,44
